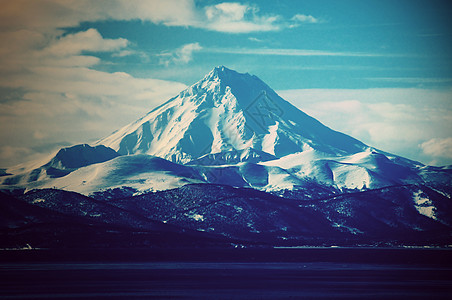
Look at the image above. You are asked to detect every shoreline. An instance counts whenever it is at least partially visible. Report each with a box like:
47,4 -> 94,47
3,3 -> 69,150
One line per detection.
1,247 -> 451,265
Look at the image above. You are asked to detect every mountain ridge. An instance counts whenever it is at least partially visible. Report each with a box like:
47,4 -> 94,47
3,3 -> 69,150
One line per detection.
2,183 -> 451,248
0,66 -> 451,248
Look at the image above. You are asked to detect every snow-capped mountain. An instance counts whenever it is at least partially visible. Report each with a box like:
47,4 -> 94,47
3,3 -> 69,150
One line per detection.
1,66 -> 451,195
1,66 -> 451,247
97,66 -> 367,163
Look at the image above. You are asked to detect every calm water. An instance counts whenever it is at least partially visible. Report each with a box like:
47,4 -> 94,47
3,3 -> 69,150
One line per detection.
1,249 -> 451,299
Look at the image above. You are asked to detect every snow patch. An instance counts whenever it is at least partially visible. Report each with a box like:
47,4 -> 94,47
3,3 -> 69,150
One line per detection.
413,189 -> 437,220
31,198 -> 45,204
185,212 -> 204,221
262,122 -> 279,156
332,222 -> 363,235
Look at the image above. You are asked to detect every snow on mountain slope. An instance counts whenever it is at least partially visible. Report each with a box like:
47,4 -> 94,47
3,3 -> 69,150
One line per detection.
186,147 -> 277,166
15,154 -> 312,195
4,145 -> 449,197
194,162 -> 306,191
262,148 -> 423,190
31,154 -> 204,195
97,66 -> 367,164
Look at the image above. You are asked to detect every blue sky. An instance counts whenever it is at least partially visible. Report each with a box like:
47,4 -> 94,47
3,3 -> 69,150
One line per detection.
87,0 -> 452,89
0,0 -> 451,166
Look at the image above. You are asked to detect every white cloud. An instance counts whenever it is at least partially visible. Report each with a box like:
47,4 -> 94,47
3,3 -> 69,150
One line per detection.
420,138 -> 452,165
44,29 -> 128,56
159,43 -> 203,66
278,88 -> 452,166
291,14 -> 319,25
0,11 -> 188,167
0,68 -> 186,167
0,0 -> 198,33
205,3 -> 251,21
0,28 -> 128,79
203,2 -> 281,33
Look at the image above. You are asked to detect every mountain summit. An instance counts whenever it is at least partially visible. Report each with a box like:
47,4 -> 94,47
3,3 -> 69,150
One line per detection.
97,66 -> 367,164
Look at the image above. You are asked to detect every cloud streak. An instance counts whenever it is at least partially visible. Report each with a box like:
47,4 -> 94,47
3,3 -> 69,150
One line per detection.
159,43 -> 203,66
204,47 -> 389,57
365,77 -> 452,84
